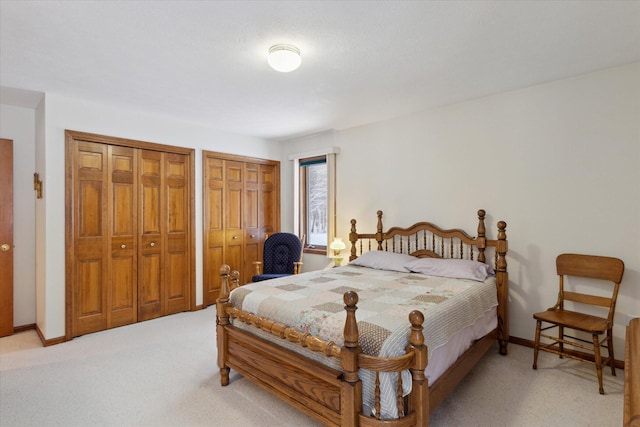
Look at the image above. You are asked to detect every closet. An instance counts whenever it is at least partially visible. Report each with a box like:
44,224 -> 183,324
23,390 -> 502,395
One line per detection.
203,151 -> 280,306
65,131 -> 194,338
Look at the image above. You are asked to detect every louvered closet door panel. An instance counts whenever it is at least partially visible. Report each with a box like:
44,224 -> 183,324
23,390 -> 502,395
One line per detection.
225,160 -> 244,281
204,157 -> 224,306
138,150 -> 163,321
108,146 -> 138,328
74,141 -> 109,336
244,162 -> 260,283
164,153 -> 190,315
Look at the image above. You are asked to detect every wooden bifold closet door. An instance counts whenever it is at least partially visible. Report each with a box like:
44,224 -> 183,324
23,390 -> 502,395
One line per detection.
66,131 -> 194,339
203,151 -> 280,306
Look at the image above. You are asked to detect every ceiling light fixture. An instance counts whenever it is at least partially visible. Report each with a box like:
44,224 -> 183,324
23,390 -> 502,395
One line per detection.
268,44 -> 301,72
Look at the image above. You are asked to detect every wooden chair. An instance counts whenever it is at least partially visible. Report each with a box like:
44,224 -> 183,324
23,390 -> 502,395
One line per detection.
252,233 -> 304,282
533,253 -> 625,394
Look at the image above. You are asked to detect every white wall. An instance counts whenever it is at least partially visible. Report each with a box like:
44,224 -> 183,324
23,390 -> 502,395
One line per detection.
0,105 -> 37,327
37,93 -> 281,340
283,62 -> 640,358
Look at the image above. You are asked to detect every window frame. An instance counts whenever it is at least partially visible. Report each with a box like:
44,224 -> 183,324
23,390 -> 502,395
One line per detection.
289,147 -> 339,256
299,156 -> 328,254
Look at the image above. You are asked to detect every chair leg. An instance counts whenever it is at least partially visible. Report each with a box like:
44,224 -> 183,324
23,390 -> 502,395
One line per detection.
533,320 -> 541,369
558,325 -> 564,359
593,334 -> 604,394
607,328 -> 616,376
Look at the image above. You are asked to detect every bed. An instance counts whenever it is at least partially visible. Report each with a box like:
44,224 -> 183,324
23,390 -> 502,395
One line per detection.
216,209 -> 508,426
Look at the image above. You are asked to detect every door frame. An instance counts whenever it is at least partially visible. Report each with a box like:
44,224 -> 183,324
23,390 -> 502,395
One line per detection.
65,130 -> 196,341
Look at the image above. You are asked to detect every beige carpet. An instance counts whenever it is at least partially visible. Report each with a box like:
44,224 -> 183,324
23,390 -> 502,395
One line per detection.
0,307 -> 624,426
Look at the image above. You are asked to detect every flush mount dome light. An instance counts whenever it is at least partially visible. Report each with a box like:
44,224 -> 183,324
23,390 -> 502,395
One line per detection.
268,44 -> 301,72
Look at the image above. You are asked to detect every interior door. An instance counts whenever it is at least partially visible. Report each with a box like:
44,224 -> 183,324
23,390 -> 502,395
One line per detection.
138,150 -> 163,321
164,153 -> 189,315
244,162 -> 261,283
260,163 -> 279,249
73,141 -> 109,336
203,156 -> 224,306
108,146 -> 138,328
225,160 -> 244,281
0,138 -> 14,337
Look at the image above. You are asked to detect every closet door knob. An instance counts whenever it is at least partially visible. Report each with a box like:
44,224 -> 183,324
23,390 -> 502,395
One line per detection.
121,244 -> 126,249
232,235 -> 238,240
1,243 -> 10,252
150,242 -> 156,247
250,234 -> 255,238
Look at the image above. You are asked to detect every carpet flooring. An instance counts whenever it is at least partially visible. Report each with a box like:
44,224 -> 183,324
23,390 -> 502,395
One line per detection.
0,307 -> 624,426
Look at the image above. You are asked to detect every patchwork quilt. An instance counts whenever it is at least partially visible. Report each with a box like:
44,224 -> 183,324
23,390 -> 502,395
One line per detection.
229,264 -> 498,419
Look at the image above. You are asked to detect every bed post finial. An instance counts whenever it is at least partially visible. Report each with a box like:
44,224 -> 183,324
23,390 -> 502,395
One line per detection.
343,291 -> 359,350
477,209 -> 487,263
376,210 -> 384,250
230,269 -> 240,290
349,218 -> 358,261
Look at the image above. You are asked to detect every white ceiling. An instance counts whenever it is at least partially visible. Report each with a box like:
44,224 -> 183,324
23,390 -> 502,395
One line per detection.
1,1 -> 639,141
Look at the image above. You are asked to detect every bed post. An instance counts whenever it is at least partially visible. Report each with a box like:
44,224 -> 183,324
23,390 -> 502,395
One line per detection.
477,209 -> 487,263
341,291 -> 362,427
375,210 -> 384,250
217,264 -> 232,385
495,221 -> 509,355
408,310 -> 429,426
349,218 -> 358,262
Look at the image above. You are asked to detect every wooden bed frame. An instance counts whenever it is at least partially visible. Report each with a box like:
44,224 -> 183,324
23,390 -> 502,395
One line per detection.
216,209 -> 508,426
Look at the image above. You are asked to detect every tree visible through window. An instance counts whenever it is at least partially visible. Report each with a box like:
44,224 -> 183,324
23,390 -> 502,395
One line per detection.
301,157 -> 328,250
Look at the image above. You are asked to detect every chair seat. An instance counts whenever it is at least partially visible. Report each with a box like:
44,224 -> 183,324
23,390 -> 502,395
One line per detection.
533,309 -> 609,334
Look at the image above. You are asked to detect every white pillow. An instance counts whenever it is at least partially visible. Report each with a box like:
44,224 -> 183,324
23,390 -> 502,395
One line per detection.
349,251 -> 417,272
404,258 -> 495,282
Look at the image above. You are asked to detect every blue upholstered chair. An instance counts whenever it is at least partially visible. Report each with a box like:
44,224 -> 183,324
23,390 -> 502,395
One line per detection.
252,233 -> 304,282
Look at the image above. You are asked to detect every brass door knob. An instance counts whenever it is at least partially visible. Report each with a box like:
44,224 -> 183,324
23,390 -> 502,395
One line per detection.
150,242 -> 156,247
232,235 -> 238,240
1,243 -> 10,251
121,244 -> 126,249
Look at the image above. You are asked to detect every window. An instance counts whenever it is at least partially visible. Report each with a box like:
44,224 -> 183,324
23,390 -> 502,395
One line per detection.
289,147 -> 339,256
300,157 -> 328,252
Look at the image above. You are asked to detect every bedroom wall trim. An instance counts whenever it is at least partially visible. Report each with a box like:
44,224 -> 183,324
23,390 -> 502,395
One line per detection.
13,323 -> 35,333
35,324 -> 65,347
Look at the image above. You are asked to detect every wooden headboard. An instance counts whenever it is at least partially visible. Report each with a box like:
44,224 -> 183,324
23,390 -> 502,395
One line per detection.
348,209 -> 509,354
348,209 -> 507,266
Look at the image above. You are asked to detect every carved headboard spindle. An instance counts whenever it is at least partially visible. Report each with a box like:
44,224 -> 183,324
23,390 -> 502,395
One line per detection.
422,230 -> 427,253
